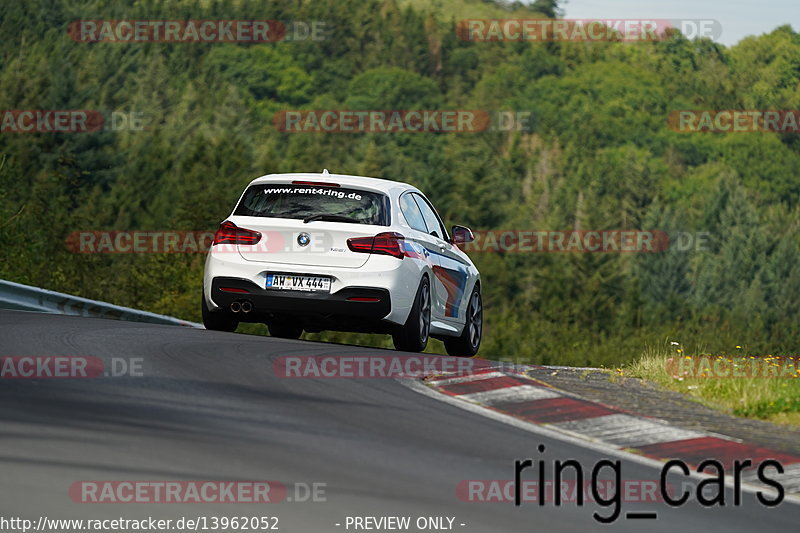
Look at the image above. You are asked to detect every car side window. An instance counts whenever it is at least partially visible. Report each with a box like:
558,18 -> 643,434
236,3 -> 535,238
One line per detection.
412,193 -> 447,241
399,193 -> 428,233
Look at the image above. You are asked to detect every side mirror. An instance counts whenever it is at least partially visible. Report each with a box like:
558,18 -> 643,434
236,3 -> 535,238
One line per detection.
451,225 -> 475,245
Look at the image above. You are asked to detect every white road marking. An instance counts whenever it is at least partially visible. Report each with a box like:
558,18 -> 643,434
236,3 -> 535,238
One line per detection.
460,384 -> 561,405
426,371 -> 505,387
552,413 -> 705,448
741,462 -> 800,494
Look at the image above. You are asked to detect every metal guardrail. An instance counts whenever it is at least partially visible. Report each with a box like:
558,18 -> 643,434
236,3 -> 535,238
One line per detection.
0,279 -> 202,328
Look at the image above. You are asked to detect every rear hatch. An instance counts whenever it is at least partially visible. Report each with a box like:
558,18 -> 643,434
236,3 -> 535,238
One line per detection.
229,182 -> 391,269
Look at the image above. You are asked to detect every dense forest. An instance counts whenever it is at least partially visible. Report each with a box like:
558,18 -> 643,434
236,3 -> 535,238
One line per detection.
1,0 -> 799,366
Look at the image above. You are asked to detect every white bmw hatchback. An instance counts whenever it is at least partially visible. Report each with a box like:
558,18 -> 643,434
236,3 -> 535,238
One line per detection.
202,171 -> 482,356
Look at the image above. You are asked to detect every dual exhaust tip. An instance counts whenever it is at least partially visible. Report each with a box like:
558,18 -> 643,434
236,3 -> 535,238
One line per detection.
230,300 -> 253,314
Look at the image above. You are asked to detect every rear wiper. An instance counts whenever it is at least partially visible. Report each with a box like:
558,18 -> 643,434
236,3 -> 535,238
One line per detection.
303,214 -> 362,224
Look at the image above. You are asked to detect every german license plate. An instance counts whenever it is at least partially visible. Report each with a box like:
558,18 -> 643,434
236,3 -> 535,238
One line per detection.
266,273 -> 331,292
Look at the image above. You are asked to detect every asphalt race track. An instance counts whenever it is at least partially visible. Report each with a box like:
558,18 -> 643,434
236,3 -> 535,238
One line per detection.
1,310 -> 798,532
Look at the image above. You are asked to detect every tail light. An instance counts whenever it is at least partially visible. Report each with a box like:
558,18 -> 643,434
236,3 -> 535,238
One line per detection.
347,232 -> 406,259
213,221 -> 262,245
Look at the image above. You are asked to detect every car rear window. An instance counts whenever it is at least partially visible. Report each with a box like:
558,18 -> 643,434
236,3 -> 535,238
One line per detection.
234,184 -> 390,226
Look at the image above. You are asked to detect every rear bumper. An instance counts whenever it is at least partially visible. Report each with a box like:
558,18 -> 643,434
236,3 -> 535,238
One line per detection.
210,277 -> 392,331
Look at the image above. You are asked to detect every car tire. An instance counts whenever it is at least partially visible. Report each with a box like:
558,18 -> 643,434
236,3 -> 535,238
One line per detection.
444,285 -> 482,357
392,276 -> 431,352
201,291 -> 239,332
268,321 -> 303,339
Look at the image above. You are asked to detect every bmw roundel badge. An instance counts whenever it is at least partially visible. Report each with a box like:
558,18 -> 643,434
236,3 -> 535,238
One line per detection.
297,232 -> 311,247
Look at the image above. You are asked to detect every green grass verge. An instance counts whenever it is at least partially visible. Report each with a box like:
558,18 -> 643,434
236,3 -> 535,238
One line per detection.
622,342 -> 800,426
